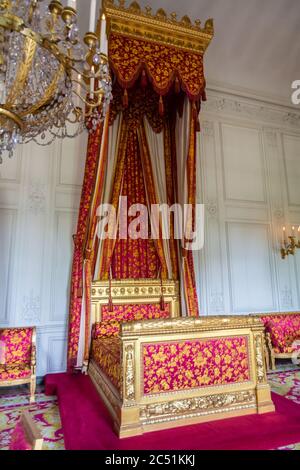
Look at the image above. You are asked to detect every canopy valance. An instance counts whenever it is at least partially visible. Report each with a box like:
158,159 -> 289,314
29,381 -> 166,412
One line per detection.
105,0 -> 213,100
109,33 -> 206,100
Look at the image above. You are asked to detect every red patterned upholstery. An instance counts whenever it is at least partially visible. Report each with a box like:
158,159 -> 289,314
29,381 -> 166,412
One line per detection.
93,321 -> 120,339
0,328 -> 33,366
0,327 -> 36,402
91,304 -> 171,388
262,314 -> 300,354
91,337 -> 121,391
143,336 -> 250,395
0,365 -> 31,381
101,303 -> 170,323
93,304 -> 171,340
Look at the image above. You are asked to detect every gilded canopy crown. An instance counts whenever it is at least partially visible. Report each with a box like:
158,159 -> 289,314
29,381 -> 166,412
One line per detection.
102,0 -> 214,54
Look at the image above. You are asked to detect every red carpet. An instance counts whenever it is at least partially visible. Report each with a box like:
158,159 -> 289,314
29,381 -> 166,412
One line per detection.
45,373 -> 300,450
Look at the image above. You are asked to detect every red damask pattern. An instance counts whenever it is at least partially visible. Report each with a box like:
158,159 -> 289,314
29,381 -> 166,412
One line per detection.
93,321 -> 120,338
0,365 -> 31,381
143,336 -> 250,395
101,304 -> 170,323
263,315 -> 300,354
110,86 -> 165,133
0,328 -> 33,366
67,123 -> 104,370
111,129 -> 160,279
109,34 -> 205,100
91,337 -> 121,391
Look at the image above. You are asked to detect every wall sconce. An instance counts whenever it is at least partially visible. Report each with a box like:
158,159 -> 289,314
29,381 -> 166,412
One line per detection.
281,225 -> 300,259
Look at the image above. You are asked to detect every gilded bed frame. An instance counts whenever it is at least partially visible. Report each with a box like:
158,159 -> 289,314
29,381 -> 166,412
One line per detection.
89,280 -> 274,438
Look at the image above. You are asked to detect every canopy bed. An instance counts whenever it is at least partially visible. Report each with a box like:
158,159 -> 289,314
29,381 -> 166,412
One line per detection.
67,0 -> 274,438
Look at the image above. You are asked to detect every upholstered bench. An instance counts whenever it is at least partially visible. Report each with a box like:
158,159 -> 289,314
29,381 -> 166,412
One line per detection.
0,327 -> 36,403
260,313 -> 300,370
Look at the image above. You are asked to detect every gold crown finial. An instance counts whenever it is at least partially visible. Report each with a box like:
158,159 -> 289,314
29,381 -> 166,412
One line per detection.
103,0 -> 214,54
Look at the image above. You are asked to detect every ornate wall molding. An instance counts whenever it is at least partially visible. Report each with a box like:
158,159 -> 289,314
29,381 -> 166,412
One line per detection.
205,200 -> 218,218
27,183 -> 46,214
203,91 -> 300,129
22,291 -> 41,322
202,120 -> 215,137
280,286 -> 293,310
209,292 -> 224,313
264,129 -> 278,148
273,209 -> 284,220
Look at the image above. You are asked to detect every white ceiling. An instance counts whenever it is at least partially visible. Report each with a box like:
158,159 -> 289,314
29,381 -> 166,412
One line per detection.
76,0 -> 300,106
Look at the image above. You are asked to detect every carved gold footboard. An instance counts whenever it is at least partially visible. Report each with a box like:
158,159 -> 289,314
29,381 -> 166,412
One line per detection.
89,316 -> 275,438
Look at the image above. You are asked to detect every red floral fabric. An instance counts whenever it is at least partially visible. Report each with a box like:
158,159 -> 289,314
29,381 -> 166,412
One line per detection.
91,337 -> 121,391
0,328 -> 33,366
143,336 -> 250,395
0,365 -> 31,381
111,129 -> 160,279
109,33 -> 205,100
67,123 -> 104,370
93,321 -> 120,338
101,303 -> 170,323
9,421 -> 32,451
261,315 -> 300,326
263,315 -> 300,354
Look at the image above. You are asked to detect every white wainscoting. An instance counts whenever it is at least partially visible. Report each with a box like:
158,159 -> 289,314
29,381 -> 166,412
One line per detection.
0,133 -> 86,376
197,89 -> 300,316
1,88 -> 300,375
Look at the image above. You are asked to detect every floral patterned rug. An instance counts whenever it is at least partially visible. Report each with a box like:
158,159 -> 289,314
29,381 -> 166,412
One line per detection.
0,384 -> 64,450
267,367 -> 300,450
1,368 -> 300,450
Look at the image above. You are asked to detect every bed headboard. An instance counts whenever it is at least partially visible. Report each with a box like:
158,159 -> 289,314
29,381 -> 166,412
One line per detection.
91,279 -> 180,324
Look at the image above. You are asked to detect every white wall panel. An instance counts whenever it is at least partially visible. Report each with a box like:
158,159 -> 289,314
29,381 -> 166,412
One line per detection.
0,147 -> 22,183
50,211 -> 77,322
0,131 -> 84,376
283,134 -> 300,207
221,123 -> 266,204
226,222 -> 276,312
57,132 -> 87,189
0,209 -> 16,323
198,90 -> 300,316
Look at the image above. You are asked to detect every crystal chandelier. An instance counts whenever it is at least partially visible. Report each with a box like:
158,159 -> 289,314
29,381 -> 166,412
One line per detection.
0,0 -> 112,162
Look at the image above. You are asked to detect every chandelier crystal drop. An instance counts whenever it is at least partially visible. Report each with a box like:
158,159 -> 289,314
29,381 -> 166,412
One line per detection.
0,0 -> 112,162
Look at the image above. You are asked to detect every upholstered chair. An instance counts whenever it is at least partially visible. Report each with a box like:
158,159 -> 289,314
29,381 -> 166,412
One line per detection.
0,327 -> 36,403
